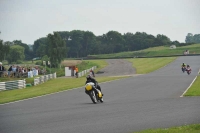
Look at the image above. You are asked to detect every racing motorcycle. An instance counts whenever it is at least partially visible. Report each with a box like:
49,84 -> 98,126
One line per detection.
186,68 -> 191,75
85,82 -> 103,104
181,66 -> 186,73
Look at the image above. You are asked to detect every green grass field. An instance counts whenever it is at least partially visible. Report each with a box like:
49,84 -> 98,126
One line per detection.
1,57 -> 200,132
135,124 -> 200,133
89,44 -> 200,58
0,76 -> 129,104
127,57 -> 177,74
184,75 -> 200,96
0,59 -> 112,104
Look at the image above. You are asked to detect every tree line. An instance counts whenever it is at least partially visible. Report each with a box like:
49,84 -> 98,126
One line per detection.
0,31 -> 198,68
185,33 -> 200,43
33,30 -> 194,59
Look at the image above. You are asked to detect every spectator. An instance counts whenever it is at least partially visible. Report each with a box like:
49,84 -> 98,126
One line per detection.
0,62 -> 5,77
90,69 -> 95,77
28,67 -> 31,71
22,67 -> 25,73
75,66 -> 79,78
12,65 -> 17,77
8,65 -> 13,77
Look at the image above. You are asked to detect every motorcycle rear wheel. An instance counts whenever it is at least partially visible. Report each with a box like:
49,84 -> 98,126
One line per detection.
99,97 -> 103,103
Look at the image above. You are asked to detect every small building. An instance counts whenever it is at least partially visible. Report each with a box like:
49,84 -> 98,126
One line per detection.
65,66 -> 76,77
169,45 -> 176,49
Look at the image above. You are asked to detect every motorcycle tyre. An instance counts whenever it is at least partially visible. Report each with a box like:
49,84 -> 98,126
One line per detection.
90,91 -> 97,104
182,68 -> 185,73
99,97 -> 104,103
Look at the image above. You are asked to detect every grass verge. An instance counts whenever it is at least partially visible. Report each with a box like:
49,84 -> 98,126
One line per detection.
0,76 -> 129,104
86,60 -> 108,73
127,57 -> 177,74
135,124 -> 200,133
89,44 -> 200,59
184,75 -> 200,96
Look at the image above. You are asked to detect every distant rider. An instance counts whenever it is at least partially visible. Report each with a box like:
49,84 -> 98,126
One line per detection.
85,74 -> 103,96
186,65 -> 191,72
89,69 -> 95,77
181,63 -> 186,68
181,62 -> 187,72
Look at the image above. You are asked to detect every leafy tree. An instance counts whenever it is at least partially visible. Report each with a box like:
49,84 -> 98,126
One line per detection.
107,31 -> 124,53
36,44 -> 46,57
185,33 -> 194,43
47,32 -> 67,68
0,40 -> 5,61
185,33 -> 200,44
4,41 -> 14,46
123,32 -> 135,51
13,40 -> 34,60
68,30 -> 84,58
33,37 -> 48,57
41,55 -> 49,66
6,45 -> 25,63
155,34 -> 171,46
32,30 -> 176,58
193,34 -> 200,43
0,40 -> 10,62
82,31 -> 97,56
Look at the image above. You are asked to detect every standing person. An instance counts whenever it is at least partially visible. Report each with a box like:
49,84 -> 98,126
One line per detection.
75,66 -> 79,78
12,65 -> 17,77
8,65 -> 13,77
0,62 -> 5,77
90,69 -> 95,77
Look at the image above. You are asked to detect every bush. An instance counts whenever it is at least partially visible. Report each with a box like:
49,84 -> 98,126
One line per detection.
16,60 -> 23,64
35,61 -> 42,65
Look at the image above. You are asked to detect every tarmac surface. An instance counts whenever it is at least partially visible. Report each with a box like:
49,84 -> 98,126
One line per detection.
0,56 -> 200,133
95,59 -> 136,77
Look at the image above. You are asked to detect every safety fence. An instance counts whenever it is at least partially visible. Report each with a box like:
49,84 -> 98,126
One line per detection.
0,73 -> 56,91
34,73 -> 57,86
0,79 -> 26,91
78,66 -> 97,77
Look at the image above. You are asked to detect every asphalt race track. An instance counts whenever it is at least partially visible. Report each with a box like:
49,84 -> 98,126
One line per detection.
0,56 -> 200,133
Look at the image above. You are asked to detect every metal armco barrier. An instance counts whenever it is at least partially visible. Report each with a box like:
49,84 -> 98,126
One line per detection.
0,73 -> 57,91
34,73 -> 57,86
0,79 -> 26,91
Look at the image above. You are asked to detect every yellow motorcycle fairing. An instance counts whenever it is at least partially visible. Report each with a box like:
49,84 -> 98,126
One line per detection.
97,90 -> 102,98
85,84 -> 92,91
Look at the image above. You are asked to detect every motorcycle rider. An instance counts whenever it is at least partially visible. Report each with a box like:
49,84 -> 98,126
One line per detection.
186,65 -> 191,73
85,74 -> 103,96
181,62 -> 187,72
181,62 -> 186,68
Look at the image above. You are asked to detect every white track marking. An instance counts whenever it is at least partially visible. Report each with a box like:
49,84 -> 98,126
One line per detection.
0,75 -> 140,106
180,68 -> 200,97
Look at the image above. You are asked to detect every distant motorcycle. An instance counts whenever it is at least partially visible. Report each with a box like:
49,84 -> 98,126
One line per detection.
181,66 -> 186,73
85,82 -> 103,104
186,68 -> 191,75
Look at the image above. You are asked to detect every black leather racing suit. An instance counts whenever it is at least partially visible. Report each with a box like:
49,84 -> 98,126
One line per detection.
85,78 -> 102,94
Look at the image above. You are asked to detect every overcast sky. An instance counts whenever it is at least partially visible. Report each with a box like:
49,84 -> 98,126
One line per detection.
0,0 -> 199,44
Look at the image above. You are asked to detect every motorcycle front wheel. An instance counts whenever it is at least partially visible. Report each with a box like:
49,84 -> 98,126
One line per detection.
90,91 -> 97,104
